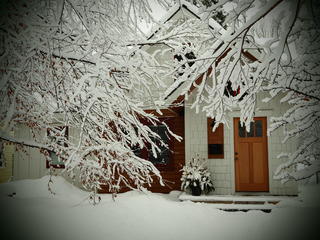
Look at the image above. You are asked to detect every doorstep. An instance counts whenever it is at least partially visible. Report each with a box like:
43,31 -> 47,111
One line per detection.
178,192 -> 297,212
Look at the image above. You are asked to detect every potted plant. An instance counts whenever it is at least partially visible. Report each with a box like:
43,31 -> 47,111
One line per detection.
180,156 -> 214,196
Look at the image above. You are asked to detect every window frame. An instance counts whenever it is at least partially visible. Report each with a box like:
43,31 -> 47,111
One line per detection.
207,118 -> 224,159
173,44 -> 196,78
238,120 -> 263,138
139,117 -> 175,171
147,124 -> 171,167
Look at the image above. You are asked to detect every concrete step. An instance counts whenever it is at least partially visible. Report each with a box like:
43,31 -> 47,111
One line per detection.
178,192 -> 298,212
179,192 -> 295,203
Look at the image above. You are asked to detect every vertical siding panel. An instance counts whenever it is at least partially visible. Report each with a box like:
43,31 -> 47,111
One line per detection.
39,151 -> 47,177
36,129 -> 47,178
0,130 -> 14,183
29,148 -> 41,179
13,125 -> 31,180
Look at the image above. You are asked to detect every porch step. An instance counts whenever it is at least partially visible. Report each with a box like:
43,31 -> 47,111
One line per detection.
178,192 -> 296,212
207,203 -> 275,213
182,199 -> 279,205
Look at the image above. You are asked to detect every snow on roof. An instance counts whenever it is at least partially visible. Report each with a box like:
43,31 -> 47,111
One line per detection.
146,0 -> 225,39
176,0 -> 225,34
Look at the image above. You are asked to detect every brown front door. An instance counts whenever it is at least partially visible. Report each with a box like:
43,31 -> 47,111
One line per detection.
234,117 -> 269,192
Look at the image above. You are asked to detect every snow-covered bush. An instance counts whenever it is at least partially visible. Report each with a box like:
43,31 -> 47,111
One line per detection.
181,156 -> 214,196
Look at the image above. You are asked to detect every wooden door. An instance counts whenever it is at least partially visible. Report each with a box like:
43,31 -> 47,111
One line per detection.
234,117 -> 269,192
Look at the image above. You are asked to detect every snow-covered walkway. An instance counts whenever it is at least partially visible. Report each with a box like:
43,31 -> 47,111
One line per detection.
0,176 -> 319,240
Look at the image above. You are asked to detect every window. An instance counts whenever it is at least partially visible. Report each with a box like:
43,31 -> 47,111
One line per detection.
207,118 -> 224,159
136,120 -> 174,170
0,140 -> 5,168
238,120 -> 263,138
131,144 -> 142,158
46,126 -> 68,168
224,80 -> 240,97
224,81 -> 248,101
148,125 -> 170,165
174,48 -> 196,77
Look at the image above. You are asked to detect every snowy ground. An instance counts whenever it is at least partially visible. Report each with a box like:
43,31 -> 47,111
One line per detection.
0,176 -> 320,240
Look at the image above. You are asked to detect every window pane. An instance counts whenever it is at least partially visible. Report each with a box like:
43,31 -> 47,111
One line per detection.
149,149 -> 170,165
208,119 -> 224,159
208,144 -> 223,155
148,125 -> 170,165
174,50 -> 196,76
47,126 -> 68,168
238,122 -> 246,137
255,120 -> 263,137
247,122 -> 255,137
132,145 -> 141,157
49,151 -> 65,166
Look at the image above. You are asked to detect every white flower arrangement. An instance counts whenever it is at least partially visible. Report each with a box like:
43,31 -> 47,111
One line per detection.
181,156 -> 214,196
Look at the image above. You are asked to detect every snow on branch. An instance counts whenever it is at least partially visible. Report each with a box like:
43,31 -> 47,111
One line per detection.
0,0 -> 175,195
161,0 -> 319,181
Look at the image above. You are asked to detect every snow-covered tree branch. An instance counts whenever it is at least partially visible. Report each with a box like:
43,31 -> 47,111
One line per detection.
0,0 -> 181,194
1,0 -> 319,196
166,0 -> 320,182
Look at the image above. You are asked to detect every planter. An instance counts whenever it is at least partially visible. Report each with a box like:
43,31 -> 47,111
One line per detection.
190,185 -> 202,196
181,157 -> 215,196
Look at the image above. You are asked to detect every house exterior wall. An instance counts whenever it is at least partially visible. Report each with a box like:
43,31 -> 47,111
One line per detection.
0,132 -> 14,183
185,98 -> 233,195
145,7 -> 299,195
11,124 -> 83,189
13,125 -> 47,181
9,93 -> 299,196
185,91 -> 298,195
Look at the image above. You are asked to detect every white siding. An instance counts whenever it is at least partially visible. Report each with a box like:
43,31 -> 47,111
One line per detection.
185,91 -> 298,195
0,132 -> 14,183
13,125 -> 47,180
12,125 -> 83,189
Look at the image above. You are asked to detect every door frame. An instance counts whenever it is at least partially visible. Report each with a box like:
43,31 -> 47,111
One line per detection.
233,117 -> 269,192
